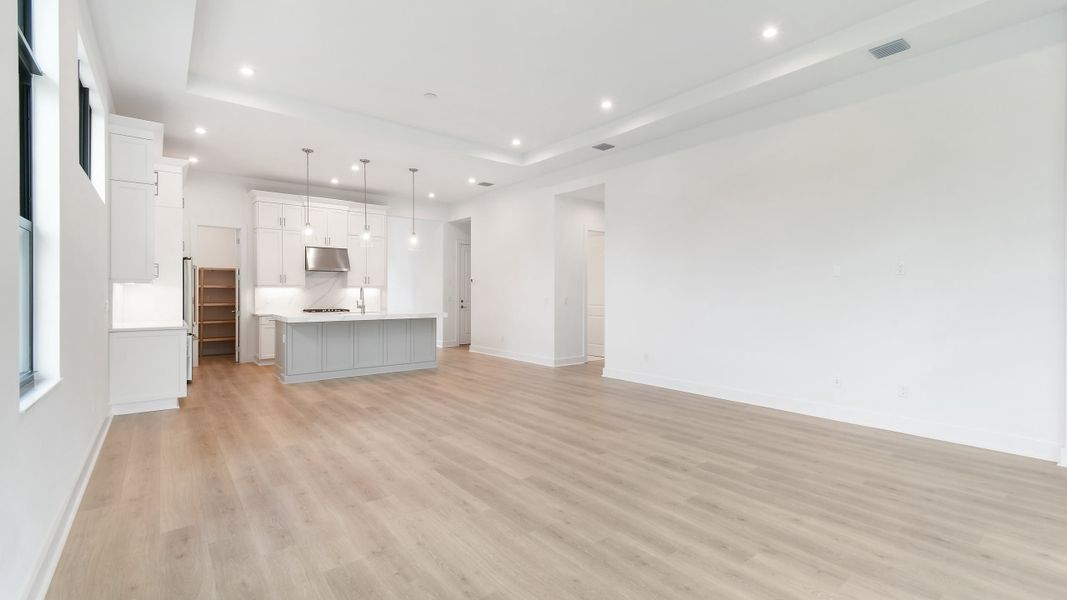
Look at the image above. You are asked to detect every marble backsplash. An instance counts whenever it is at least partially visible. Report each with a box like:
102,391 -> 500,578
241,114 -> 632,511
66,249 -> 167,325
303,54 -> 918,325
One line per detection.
255,272 -> 382,315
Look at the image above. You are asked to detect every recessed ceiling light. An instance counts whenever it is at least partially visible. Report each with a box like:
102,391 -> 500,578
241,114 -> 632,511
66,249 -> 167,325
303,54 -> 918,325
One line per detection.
424,92 -> 439,100
762,26 -> 779,39
511,138 -> 522,147
239,65 -> 255,77
467,177 -> 477,184
194,126 -> 206,135
350,163 -> 360,171
600,99 -> 613,110
330,177 -> 339,185
188,156 -> 199,164
428,192 -> 436,198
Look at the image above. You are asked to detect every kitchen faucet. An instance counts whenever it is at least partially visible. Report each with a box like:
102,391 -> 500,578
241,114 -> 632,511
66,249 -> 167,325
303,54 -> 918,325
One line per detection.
356,286 -> 366,315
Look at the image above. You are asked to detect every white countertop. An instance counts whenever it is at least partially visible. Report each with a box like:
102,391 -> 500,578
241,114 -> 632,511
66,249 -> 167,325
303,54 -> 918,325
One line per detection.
264,312 -> 439,323
110,321 -> 188,333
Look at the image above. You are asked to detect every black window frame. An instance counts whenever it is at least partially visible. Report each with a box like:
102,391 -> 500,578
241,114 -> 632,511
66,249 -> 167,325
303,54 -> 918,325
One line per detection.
18,0 -> 37,394
78,77 -> 91,176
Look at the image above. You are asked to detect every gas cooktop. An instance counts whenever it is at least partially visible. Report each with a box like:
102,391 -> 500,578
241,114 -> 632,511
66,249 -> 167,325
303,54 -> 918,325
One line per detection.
302,308 -> 351,313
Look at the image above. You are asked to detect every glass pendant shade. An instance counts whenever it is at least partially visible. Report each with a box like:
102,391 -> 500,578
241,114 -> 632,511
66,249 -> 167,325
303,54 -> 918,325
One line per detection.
408,232 -> 419,252
303,223 -> 313,237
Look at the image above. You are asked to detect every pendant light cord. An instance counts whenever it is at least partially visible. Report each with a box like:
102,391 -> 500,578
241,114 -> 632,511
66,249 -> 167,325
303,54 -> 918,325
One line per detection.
301,148 -> 313,226
410,168 -> 417,235
361,159 -> 369,230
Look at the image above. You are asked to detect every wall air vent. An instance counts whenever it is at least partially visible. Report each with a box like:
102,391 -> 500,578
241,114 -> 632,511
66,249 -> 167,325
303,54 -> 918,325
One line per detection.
592,143 -> 616,151
869,39 -> 911,60
477,181 -> 494,187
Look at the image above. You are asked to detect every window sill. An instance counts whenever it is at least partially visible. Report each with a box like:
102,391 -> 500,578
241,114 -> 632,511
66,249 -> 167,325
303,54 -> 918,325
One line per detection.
19,377 -> 61,413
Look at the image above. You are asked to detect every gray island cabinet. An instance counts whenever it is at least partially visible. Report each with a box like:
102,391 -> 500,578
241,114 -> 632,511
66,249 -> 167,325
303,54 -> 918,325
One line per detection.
270,313 -> 438,383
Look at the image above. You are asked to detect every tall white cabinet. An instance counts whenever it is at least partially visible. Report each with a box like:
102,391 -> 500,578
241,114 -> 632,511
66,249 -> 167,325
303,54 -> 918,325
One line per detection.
109,115 -> 190,415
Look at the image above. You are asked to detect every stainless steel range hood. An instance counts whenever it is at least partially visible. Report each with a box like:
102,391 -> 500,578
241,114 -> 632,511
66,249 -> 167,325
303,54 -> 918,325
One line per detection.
305,246 -> 351,272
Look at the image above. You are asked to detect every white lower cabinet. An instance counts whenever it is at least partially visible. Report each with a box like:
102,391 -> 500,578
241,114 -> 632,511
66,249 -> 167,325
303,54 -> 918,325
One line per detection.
257,317 -> 276,363
109,327 -> 188,414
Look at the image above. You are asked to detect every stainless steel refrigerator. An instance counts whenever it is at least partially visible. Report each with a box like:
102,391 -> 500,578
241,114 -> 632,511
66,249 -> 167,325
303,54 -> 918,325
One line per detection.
182,257 -> 196,381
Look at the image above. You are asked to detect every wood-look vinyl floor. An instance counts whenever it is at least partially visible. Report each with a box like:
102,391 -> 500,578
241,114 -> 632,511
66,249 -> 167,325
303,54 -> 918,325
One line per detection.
48,348 -> 1067,599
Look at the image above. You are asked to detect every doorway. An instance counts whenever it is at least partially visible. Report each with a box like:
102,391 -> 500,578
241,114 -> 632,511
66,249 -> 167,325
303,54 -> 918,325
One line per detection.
585,230 -> 605,360
194,225 -> 241,363
458,241 -> 472,345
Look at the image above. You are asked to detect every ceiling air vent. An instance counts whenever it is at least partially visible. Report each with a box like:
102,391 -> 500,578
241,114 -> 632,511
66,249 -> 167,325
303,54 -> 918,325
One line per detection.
477,181 -> 494,187
869,39 -> 911,60
592,143 -> 616,151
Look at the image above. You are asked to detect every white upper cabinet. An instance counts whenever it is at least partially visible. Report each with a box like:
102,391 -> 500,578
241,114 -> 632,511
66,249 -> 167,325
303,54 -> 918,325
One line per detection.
111,180 -> 156,282
251,192 -> 386,289
155,165 -> 184,208
348,211 -> 386,238
255,201 -> 311,232
255,228 -> 305,287
256,202 -> 284,229
306,207 -> 329,246
110,134 -> 155,184
282,230 -> 306,287
255,229 -> 283,286
326,209 -> 348,248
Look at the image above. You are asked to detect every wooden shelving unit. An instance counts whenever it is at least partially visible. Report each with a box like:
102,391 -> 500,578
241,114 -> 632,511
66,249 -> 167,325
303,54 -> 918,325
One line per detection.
198,267 -> 239,359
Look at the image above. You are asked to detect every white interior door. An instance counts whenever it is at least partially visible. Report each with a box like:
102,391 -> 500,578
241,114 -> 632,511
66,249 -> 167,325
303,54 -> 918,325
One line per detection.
458,242 -> 471,345
586,231 -> 605,358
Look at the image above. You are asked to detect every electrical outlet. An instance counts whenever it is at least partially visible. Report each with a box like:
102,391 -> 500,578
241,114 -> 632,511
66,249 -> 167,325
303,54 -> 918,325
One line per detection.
896,262 -> 906,276
833,377 -> 841,387
898,386 -> 909,399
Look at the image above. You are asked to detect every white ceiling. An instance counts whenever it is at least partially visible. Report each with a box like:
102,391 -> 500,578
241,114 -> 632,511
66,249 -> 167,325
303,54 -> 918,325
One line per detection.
87,0 -> 1067,203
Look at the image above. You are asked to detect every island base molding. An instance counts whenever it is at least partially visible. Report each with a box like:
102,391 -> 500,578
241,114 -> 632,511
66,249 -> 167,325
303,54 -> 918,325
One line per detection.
278,361 -> 438,384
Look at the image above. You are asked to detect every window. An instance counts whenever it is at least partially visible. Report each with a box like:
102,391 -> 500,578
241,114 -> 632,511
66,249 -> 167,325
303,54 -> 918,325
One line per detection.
18,0 -> 39,393
78,77 -> 91,176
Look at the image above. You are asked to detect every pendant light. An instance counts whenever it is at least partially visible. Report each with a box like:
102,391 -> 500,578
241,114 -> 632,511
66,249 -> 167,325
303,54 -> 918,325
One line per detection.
301,148 -> 314,238
359,158 -> 373,248
408,168 -> 419,251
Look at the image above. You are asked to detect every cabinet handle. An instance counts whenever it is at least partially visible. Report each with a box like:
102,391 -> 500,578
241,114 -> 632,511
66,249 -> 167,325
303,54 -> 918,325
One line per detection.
153,171 -> 159,196
154,263 -> 159,278
280,217 -> 284,227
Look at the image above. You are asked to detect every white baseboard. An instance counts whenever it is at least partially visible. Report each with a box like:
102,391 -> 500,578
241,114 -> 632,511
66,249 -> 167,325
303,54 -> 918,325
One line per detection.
438,340 -> 459,349
25,414 -> 112,600
110,397 -> 179,416
1059,447 -> 1067,468
469,345 -> 556,367
602,367 -> 1061,463
254,358 -> 275,366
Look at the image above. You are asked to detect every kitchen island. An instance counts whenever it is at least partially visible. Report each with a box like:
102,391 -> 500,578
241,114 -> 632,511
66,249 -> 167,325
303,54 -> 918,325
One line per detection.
267,312 -> 438,383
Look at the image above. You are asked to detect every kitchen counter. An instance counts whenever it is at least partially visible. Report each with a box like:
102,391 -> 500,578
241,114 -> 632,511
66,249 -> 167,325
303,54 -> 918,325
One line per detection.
261,312 -> 439,324
273,315 -> 438,384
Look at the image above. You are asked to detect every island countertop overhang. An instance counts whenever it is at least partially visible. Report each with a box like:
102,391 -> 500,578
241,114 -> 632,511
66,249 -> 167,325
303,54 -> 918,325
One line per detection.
262,312 -> 439,324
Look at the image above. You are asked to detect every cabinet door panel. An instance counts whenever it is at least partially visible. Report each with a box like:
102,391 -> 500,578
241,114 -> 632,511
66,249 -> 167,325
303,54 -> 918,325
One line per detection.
255,202 -> 283,229
326,210 -> 348,247
306,207 -> 328,246
367,213 -> 387,238
282,230 -> 306,287
411,319 -> 437,363
366,237 -> 387,287
383,320 -> 411,365
111,181 -> 156,282
282,205 -> 305,232
156,169 -> 183,208
346,236 -> 368,287
287,324 -> 322,375
355,321 -> 384,367
255,229 -> 283,286
110,134 -> 154,184
322,322 -> 355,371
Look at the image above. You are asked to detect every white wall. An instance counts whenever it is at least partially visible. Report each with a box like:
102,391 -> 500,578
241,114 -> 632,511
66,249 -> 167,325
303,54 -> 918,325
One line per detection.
554,196 -> 605,364
451,191 -> 557,364
195,225 -> 239,268
450,18 -> 1067,462
387,216 -> 445,341
1,0 -> 115,598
